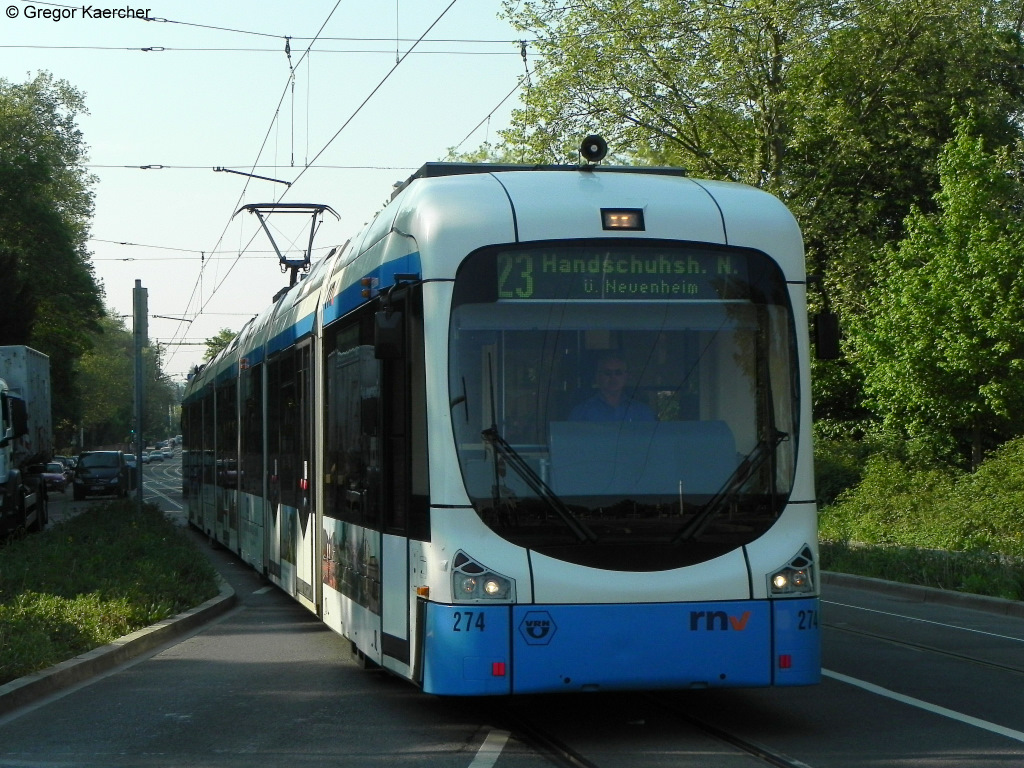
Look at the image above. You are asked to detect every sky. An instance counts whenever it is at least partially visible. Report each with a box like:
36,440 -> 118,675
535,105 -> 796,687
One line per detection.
2,0 -> 527,380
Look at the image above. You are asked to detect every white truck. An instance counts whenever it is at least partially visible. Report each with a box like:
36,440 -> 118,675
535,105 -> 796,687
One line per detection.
0,345 -> 51,538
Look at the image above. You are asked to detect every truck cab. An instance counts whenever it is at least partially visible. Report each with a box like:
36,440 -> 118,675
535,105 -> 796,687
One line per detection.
0,376 -> 47,538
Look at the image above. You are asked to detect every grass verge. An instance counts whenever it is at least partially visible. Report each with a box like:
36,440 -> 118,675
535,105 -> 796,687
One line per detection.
820,540 -> 1024,601
817,438 -> 1024,603
0,500 -> 218,686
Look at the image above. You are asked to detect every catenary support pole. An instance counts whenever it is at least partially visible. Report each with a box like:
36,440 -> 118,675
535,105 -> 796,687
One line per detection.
133,279 -> 147,514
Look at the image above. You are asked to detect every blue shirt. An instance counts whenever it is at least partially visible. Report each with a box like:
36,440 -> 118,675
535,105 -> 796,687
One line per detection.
569,396 -> 657,422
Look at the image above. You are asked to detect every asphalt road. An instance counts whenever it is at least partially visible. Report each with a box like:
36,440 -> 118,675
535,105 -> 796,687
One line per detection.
3,461 -> 1023,767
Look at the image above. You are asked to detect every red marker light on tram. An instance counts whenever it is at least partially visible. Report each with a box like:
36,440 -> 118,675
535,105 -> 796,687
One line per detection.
492,662 -> 506,677
778,655 -> 792,669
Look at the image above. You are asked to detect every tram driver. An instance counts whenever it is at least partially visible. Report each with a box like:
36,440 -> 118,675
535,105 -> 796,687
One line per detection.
569,352 -> 656,422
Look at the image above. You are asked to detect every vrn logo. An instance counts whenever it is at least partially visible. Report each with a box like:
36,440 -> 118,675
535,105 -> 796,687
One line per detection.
519,611 -> 558,645
689,610 -> 752,631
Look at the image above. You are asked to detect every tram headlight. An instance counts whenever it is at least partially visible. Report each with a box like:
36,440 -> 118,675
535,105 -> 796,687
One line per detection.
768,545 -> 816,597
451,551 -> 515,603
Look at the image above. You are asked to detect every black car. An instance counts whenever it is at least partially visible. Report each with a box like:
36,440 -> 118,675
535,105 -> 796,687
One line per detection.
73,450 -> 130,500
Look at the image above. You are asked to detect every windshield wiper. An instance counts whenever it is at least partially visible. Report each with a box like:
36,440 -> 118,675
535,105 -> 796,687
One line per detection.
673,428 -> 788,543
481,425 -> 598,544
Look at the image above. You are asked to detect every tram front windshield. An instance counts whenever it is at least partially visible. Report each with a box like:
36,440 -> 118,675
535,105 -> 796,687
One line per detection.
449,242 -> 799,571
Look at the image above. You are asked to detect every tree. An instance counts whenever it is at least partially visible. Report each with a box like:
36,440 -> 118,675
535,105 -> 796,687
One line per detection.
785,0 -> 1024,312
0,72 -> 105,437
497,0 -> 1024,431
77,315 -> 134,447
849,121 -> 1024,468
77,315 -> 179,447
204,328 -> 237,362
500,0 -> 830,184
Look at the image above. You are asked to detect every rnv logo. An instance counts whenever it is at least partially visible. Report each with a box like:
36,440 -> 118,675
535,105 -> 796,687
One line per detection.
689,610 -> 752,631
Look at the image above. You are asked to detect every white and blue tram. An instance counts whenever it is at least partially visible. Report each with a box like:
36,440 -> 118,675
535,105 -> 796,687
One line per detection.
182,160 -> 822,695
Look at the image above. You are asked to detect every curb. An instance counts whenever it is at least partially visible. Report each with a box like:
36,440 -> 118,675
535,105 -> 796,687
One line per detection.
822,571 -> 1024,619
0,575 -> 236,718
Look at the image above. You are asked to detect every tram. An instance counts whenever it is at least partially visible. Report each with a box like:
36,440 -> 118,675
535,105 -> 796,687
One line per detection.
182,152 -> 823,695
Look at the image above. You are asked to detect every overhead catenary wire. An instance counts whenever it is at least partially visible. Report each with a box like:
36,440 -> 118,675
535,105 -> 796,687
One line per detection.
167,0 -> 465,372
451,71 -> 530,153
65,1 -> 526,375
96,28 -> 525,307
283,0 -> 462,192
0,43 -> 528,55
162,0 -> 348,369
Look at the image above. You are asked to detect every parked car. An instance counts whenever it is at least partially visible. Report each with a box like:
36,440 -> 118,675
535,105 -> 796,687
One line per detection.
161,448 -> 174,460
149,450 -> 164,463
72,450 -> 129,500
27,462 -> 69,494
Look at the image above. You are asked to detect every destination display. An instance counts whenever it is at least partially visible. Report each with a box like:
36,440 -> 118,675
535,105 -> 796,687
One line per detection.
496,248 -> 752,301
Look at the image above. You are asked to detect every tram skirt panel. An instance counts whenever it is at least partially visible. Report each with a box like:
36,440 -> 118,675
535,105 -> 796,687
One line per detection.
420,600 -> 823,695
510,602 -> 773,694
423,604 -> 513,696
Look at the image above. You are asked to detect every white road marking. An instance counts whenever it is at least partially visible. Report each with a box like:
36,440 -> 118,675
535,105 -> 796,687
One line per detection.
823,669 -> 1024,743
469,729 -> 510,768
824,600 -> 1024,644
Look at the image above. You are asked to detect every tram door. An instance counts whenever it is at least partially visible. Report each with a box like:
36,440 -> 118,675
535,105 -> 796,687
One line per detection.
323,299 -> 425,671
380,293 -> 428,675
380,341 -> 413,671
324,338 -> 384,659
268,343 -> 318,612
214,379 -> 239,551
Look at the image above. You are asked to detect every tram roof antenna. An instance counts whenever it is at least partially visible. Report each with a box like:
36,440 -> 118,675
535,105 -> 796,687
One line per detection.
232,202 -> 340,286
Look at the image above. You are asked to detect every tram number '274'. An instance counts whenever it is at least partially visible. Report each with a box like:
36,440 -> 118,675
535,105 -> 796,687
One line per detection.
798,609 -> 818,630
453,611 -> 486,632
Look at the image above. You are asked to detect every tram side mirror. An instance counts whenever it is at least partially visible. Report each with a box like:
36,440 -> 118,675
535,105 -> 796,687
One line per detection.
374,310 -> 404,359
814,311 -> 841,360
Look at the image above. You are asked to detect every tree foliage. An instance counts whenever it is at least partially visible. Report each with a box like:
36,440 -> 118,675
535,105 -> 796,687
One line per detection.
500,0 -> 829,181
501,0 -> 1024,267
77,314 -> 178,447
850,122 -> 1024,467
0,72 -> 104,438
204,328 -> 237,362
497,0 -> 1024,448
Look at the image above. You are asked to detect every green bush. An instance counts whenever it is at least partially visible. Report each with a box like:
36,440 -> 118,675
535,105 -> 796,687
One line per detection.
0,501 -> 217,685
819,439 -> 1024,600
813,436 -> 869,508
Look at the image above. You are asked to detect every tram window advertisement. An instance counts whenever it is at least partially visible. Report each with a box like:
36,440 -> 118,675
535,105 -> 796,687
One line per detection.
449,243 -> 799,571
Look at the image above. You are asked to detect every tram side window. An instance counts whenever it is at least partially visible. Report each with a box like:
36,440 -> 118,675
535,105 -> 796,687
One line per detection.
325,338 -> 381,528
401,303 -> 429,540
182,399 -> 200,496
216,381 -> 238,487
201,387 -> 215,486
239,365 -> 263,496
268,351 -> 303,509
